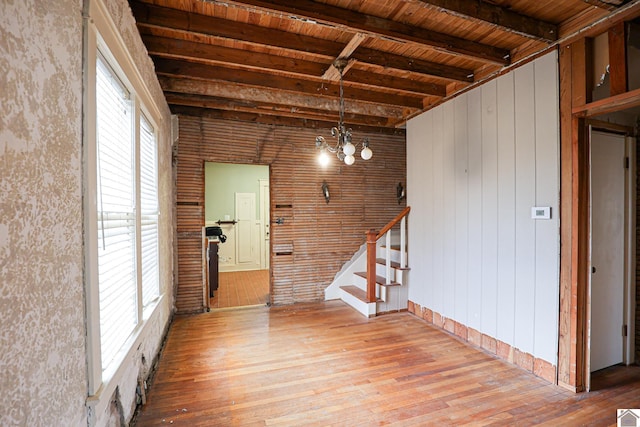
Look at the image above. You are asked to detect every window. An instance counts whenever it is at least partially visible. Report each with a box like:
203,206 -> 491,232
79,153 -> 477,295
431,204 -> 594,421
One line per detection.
140,114 -> 160,307
94,53 -> 159,372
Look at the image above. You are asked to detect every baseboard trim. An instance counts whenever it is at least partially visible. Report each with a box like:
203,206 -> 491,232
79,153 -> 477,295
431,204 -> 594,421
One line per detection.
407,300 -> 557,385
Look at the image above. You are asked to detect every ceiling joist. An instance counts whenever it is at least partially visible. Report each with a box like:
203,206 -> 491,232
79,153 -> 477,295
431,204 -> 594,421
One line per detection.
322,33 -> 367,81
413,0 -> 558,42
129,0 -> 634,130
132,2 -> 475,83
158,76 -> 421,118
169,104 -> 407,134
164,92 -> 399,127
223,0 -> 512,64
153,57 -> 437,102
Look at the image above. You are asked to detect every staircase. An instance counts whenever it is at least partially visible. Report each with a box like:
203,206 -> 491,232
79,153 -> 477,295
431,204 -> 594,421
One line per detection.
335,207 -> 410,317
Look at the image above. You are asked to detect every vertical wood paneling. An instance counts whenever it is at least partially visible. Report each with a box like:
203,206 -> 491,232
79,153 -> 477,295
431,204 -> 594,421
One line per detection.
432,107 -> 445,314
175,116 -> 406,312
467,88 -> 483,331
407,110 -> 433,306
407,52 -> 560,365
496,72 -> 517,346
423,112 -> 434,308
514,63 -> 537,354
533,51 -> 561,364
442,102 -> 456,316
481,80 -> 499,337
454,97 -> 469,324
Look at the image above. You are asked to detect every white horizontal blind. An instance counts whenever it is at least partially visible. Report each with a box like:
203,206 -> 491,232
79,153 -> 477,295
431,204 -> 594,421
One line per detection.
140,114 -> 159,306
96,55 -> 137,370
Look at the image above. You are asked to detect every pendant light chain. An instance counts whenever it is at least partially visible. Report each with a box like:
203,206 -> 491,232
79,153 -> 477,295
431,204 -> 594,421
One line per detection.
314,58 -> 373,166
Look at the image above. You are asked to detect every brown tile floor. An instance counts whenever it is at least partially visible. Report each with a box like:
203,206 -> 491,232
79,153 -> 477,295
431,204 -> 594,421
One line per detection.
210,269 -> 269,309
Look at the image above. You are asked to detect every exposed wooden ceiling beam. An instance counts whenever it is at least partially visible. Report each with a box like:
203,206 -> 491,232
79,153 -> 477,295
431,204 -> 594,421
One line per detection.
164,92 -> 398,127
224,0 -> 511,64
142,35 -> 329,76
130,1 -> 342,57
152,56 -> 445,98
322,33 -> 367,80
412,0 -> 557,42
158,76 -> 420,119
345,68 -> 446,97
144,34 -> 446,96
351,47 -> 474,82
581,0 -> 620,11
169,105 -> 408,134
132,1 -> 474,83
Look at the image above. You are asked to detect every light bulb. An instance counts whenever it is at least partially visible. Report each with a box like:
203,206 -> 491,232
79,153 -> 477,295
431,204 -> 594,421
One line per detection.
343,142 -> 355,156
361,146 -> 372,160
318,151 -> 330,167
344,154 -> 355,165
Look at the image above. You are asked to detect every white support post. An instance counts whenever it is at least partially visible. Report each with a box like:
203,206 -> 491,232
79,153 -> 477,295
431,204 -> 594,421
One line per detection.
400,217 -> 406,268
385,231 -> 391,284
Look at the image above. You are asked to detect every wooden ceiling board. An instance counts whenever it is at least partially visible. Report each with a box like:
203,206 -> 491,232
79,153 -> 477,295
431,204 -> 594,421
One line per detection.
487,0 -> 594,23
129,0 -> 640,130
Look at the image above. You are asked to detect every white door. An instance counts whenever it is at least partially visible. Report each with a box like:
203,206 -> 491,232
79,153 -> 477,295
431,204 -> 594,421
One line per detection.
589,130 -> 625,372
235,193 -> 255,265
259,179 -> 270,269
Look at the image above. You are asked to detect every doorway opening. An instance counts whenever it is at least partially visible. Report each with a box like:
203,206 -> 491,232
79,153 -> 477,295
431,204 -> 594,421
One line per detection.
587,125 -> 637,391
204,162 -> 270,309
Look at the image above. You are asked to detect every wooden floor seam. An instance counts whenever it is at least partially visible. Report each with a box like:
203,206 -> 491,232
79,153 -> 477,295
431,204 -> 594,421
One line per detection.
133,300 -> 640,426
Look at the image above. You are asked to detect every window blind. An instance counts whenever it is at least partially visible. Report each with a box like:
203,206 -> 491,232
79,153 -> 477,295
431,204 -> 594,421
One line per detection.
96,55 -> 137,370
140,114 -> 159,306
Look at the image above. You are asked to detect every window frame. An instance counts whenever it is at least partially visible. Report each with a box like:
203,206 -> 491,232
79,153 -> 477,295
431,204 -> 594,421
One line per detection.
83,0 -> 164,403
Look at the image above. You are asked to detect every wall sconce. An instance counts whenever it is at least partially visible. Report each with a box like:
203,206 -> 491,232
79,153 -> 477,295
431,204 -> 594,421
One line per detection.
397,182 -> 406,205
322,181 -> 330,204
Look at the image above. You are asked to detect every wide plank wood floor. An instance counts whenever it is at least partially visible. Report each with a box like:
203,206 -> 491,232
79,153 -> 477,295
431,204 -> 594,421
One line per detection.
133,301 -> 640,426
210,269 -> 269,309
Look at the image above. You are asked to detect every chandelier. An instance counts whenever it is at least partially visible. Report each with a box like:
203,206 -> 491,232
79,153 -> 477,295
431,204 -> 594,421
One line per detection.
315,58 -> 372,166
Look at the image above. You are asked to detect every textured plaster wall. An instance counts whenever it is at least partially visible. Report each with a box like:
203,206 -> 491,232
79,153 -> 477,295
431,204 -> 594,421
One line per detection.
0,0 -> 174,426
87,1 -> 174,425
0,0 -> 87,425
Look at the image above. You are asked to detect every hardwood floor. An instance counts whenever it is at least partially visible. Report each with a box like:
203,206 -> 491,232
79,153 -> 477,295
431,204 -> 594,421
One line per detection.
210,269 -> 269,309
133,301 -> 640,426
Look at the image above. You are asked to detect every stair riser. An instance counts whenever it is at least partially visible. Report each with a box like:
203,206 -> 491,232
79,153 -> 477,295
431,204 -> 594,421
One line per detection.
340,288 -> 377,317
375,264 -> 398,281
377,248 -> 405,264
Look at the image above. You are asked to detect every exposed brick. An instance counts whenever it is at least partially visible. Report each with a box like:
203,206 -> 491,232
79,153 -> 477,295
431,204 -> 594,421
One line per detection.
481,334 -> 497,355
468,328 -> 482,347
413,303 -> 422,316
433,312 -> 445,328
454,321 -> 468,340
497,340 -> 514,363
534,358 -> 557,384
515,348 -> 534,372
444,317 -> 455,333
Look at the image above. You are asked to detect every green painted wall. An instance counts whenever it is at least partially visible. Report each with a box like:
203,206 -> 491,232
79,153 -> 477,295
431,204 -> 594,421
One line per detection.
205,162 -> 269,223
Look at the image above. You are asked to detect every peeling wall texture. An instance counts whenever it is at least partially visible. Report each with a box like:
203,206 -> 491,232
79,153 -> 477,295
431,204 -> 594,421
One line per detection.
0,0 -> 174,426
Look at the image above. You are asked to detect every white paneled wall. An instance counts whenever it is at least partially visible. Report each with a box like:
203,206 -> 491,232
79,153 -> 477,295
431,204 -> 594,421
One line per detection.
407,51 -> 560,365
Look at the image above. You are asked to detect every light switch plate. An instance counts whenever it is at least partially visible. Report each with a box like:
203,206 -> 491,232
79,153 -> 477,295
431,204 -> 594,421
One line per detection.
531,206 -> 551,219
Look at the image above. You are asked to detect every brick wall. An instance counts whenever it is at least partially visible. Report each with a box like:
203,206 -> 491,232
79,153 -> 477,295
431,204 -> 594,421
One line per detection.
175,115 -> 406,312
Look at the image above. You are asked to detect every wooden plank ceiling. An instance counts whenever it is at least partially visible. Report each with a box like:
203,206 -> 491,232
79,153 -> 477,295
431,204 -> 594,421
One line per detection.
130,0 -> 632,134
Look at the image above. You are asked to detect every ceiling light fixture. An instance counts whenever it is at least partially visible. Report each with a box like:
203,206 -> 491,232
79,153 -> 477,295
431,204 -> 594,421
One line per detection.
315,58 -> 372,167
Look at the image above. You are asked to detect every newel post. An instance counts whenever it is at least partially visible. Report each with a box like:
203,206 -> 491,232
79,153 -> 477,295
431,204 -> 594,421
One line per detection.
366,229 -> 377,303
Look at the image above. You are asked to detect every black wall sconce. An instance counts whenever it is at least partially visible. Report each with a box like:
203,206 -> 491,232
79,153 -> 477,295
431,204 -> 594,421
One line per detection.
322,181 -> 330,204
397,182 -> 406,205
